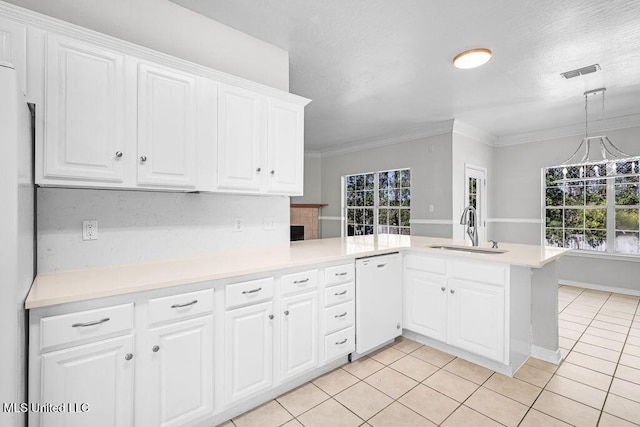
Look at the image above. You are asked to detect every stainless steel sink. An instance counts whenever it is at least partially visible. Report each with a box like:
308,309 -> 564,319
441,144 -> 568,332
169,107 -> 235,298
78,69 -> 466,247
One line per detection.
427,244 -> 508,255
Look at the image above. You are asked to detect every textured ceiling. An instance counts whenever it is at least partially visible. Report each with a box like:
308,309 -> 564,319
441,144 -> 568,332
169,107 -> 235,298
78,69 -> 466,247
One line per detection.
172,0 -> 640,151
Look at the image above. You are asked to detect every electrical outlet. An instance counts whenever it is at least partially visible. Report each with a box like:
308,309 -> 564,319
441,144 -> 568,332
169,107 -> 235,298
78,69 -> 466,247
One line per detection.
429,204 -> 434,213
264,217 -> 276,231
233,218 -> 243,232
82,220 -> 98,241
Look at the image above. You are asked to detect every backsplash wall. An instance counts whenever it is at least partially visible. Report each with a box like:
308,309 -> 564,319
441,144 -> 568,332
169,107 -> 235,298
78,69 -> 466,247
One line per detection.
37,188 -> 290,272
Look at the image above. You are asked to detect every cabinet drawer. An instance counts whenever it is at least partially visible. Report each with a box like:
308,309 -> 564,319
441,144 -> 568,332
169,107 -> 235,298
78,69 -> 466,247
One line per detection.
281,270 -> 318,296
324,327 -> 355,362
226,277 -> 274,309
148,288 -> 213,325
324,301 -> 355,335
405,254 -> 447,275
451,261 -> 506,286
324,281 -> 354,307
324,263 -> 354,286
40,303 -> 133,350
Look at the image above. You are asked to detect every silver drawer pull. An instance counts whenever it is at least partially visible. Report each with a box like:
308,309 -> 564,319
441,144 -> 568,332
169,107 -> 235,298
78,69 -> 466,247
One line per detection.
335,338 -> 348,345
334,290 -> 348,296
171,299 -> 198,309
377,263 -> 387,268
242,287 -> 262,295
294,278 -> 309,284
334,312 -> 348,318
335,272 -> 348,276
72,318 -> 110,328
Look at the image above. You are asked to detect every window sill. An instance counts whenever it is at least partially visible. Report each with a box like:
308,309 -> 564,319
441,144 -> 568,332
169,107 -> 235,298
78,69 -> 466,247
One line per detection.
566,250 -> 640,262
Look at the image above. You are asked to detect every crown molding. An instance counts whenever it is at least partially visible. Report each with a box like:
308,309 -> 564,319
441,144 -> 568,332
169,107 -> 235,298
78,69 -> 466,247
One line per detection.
0,1 -> 310,106
495,113 -> 640,147
452,120 -> 497,146
319,120 -> 454,158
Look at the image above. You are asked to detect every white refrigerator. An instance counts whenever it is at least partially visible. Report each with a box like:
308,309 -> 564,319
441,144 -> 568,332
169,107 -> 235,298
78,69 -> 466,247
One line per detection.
0,62 -> 35,427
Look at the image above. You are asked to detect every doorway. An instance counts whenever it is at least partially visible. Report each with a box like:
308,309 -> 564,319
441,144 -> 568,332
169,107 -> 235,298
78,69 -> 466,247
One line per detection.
464,164 -> 487,243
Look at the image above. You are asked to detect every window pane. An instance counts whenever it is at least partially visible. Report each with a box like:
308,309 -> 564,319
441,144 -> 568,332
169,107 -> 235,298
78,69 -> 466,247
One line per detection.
586,185 -> 606,206
346,209 -> 355,225
545,228 -> 563,247
585,209 -> 606,230
585,230 -> 607,252
400,169 -> 410,187
346,176 -> 356,192
355,175 -> 364,190
364,208 -> 374,225
364,191 -> 374,207
379,172 -> 388,189
564,229 -> 585,249
545,167 -> 563,185
546,209 -> 563,228
564,209 -> 584,228
365,173 -> 375,190
379,209 -> 388,225
565,186 -> 584,206
615,160 -> 640,183
615,184 -> 639,206
546,187 -> 564,206
615,231 -> 639,254
389,209 -> 399,226
400,189 -> 411,207
364,225 -> 374,235
615,208 -> 639,231
389,189 -> 399,207
400,209 -> 410,227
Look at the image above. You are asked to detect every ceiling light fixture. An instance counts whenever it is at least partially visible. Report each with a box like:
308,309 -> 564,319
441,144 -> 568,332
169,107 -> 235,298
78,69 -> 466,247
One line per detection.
452,48 -> 492,69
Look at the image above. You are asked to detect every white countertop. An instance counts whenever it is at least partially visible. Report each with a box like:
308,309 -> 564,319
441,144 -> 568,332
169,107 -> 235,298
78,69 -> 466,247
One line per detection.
25,235 -> 570,309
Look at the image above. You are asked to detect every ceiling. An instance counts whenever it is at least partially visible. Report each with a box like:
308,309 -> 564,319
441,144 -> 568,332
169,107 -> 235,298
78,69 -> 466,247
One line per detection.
172,0 -> 640,152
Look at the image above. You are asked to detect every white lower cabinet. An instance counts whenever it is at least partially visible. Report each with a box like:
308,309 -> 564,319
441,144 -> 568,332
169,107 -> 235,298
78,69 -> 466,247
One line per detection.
41,335 -> 135,427
280,291 -> 319,381
404,253 -> 507,364
224,300 -> 274,405
322,264 -> 355,362
138,315 -> 214,427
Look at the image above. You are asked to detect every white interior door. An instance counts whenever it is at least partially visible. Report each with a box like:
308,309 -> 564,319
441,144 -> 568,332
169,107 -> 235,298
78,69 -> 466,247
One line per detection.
464,164 -> 487,243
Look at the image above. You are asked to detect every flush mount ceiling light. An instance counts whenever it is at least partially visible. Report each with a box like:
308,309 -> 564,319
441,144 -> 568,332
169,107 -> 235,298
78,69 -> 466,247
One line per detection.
452,48 -> 492,69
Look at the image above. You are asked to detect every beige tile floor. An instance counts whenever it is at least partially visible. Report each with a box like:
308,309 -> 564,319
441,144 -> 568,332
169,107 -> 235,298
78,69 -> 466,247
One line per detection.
222,285 -> 640,427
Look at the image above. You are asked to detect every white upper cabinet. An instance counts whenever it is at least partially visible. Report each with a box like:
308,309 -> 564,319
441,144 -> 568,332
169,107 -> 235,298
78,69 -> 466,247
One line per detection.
217,84 -> 263,191
266,98 -> 304,195
0,18 -> 27,95
43,35 -> 126,183
136,62 -> 198,189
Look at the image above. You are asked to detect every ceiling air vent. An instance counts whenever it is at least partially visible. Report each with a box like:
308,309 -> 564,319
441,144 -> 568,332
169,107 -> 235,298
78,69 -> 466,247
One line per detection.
560,64 -> 601,79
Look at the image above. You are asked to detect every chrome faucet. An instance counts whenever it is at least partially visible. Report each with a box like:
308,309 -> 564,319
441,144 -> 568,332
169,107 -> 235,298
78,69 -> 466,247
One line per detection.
459,205 -> 478,246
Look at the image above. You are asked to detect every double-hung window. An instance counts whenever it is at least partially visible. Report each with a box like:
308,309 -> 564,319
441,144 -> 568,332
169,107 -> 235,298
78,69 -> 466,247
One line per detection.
544,158 -> 640,255
344,168 -> 411,236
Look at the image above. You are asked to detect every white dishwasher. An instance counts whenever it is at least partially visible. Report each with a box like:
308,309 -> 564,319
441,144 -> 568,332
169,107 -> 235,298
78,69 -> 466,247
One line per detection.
355,252 -> 402,354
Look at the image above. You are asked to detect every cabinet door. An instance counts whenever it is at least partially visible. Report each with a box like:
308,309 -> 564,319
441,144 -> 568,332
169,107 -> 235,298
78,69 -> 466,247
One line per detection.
448,279 -> 505,363
281,291 -> 319,381
266,98 -> 304,195
403,269 -> 447,342
217,84 -> 263,191
137,63 -> 197,188
140,315 -> 213,427
225,301 -> 273,404
44,35 -> 125,183
41,335 -> 134,427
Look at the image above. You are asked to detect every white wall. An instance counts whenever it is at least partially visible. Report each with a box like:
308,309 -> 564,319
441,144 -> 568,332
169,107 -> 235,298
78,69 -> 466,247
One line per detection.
2,0 -> 289,91
319,133 -> 454,238
492,126 -> 640,293
451,130 -> 495,241
37,189 -> 290,272
290,154 -> 322,204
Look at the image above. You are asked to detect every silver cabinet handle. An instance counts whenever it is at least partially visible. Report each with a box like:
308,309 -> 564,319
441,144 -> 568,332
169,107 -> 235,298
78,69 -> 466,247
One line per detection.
377,263 -> 387,268
441,287 -> 446,292
334,312 -> 348,318
335,272 -> 348,277
125,353 -> 133,361
450,289 -> 455,294
242,287 -> 262,295
171,299 -> 198,309
294,278 -> 309,284
115,151 -> 123,158
72,318 -> 110,328
140,155 -> 147,162
335,290 -> 347,296
152,345 -> 160,353
269,314 -> 274,320
270,170 -> 275,175
256,167 -> 261,173
335,338 -> 348,345
284,310 -> 290,316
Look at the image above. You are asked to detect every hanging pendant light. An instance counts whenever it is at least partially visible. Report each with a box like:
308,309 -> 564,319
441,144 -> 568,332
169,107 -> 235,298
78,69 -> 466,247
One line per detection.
561,88 -> 631,165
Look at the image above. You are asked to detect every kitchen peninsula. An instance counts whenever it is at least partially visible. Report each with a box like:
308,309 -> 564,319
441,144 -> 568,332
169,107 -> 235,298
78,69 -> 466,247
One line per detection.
26,235 -> 569,427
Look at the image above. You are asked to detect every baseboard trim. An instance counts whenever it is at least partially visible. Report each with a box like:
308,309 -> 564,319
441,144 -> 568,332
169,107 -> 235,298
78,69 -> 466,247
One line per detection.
559,280 -> 640,297
530,345 -> 563,365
